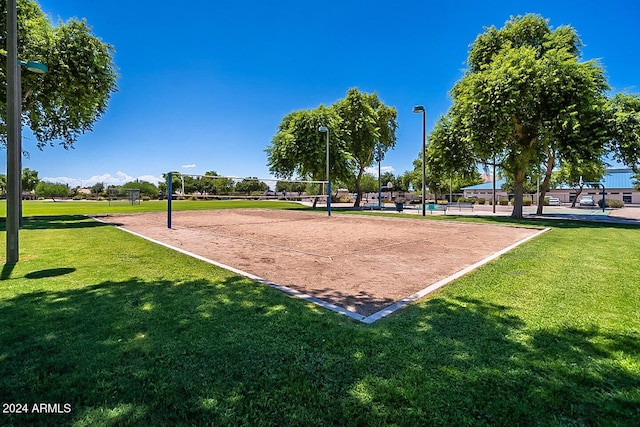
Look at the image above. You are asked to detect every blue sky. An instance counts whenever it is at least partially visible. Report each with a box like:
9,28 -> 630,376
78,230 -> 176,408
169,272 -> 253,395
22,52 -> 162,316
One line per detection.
12,0 -> 640,187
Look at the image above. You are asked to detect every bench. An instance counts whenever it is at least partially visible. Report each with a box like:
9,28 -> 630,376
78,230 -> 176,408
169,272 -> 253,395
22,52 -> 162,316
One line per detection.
414,203 -> 448,214
453,202 -> 475,212
362,202 -> 382,210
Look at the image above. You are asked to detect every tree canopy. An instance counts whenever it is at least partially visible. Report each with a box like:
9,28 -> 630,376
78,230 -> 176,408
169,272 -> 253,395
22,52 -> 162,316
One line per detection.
554,159 -> 606,208
0,0 -> 118,149
21,167 -> 38,191
431,14 -> 611,218
266,88 -> 397,207
120,180 -> 159,198
34,181 -> 68,200
334,89 -> 398,206
608,93 -> 640,174
266,105 -> 351,185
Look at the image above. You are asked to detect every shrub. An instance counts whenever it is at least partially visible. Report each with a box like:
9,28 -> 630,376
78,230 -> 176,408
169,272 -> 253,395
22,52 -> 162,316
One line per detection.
522,197 -> 532,206
598,198 -> 624,208
457,197 -> 476,204
499,198 -> 509,206
477,198 -> 486,205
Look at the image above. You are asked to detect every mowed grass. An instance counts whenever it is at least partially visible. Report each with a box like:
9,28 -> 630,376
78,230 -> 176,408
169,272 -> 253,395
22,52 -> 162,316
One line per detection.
0,201 -> 638,426
0,199 -> 308,217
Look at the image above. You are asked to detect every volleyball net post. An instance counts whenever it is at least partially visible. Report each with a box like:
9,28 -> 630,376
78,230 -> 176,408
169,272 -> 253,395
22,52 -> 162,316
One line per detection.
167,172 -> 173,228
166,172 -> 330,228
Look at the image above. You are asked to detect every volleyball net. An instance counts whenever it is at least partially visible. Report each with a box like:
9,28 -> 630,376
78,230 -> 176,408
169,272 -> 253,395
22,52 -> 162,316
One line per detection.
166,172 -> 331,227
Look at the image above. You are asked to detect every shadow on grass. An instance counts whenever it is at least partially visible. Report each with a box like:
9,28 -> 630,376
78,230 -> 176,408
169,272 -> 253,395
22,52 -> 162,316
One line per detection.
0,215 -> 110,232
0,276 -> 638,426
24,268 -> 76,279
0,262 -> 15,280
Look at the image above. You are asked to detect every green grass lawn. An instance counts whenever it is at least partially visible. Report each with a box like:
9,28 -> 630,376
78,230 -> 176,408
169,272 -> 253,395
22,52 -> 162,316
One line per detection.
0,199 -> 308,217
1,201 -> 638,426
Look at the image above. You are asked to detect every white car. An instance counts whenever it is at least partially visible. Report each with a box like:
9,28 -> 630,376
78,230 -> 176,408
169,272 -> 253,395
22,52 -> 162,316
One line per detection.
579,196 -> 595,206
546,196 -> 561,206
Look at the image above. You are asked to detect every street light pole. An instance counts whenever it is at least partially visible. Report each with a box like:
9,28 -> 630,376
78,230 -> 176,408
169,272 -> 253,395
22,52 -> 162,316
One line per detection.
5,0 -> 49,263
318,126 -> 330,216
374,142 -> 384,209
6,0 -> 21,263
413,106 -> 426,216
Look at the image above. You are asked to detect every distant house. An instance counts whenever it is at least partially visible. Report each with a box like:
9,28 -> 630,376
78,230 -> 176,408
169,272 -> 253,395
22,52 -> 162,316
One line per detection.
462,168 -> 639,205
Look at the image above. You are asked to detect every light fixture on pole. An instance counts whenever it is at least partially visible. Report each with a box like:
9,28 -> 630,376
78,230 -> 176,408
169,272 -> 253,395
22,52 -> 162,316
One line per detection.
318,126 -> 331,216
5,0 -> 49,263
413,105 -> 426,216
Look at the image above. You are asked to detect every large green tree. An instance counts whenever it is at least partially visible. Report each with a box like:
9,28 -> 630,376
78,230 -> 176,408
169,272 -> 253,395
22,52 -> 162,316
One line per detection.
198,171 -> 234,196
423,114 -> 483,200
266,88 -> 397,208
0,0 -> 117,149
266,105 -> 351,193
334,88 -> 398,206
21,167 -> 38,191
34,181 -> 68,200
438,14 -> 610,218
235,178 -> 268,195
120,180 -> 159,199
608,93 -> 640,174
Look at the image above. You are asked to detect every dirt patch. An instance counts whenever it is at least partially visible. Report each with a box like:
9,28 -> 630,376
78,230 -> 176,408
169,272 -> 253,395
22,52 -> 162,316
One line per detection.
106,209 -> 543,317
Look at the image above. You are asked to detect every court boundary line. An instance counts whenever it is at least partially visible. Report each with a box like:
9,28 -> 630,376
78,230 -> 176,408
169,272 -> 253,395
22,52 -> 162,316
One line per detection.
94,215 -> 550,324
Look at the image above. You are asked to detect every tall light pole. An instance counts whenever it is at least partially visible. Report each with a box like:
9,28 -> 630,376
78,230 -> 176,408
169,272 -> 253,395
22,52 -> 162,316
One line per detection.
6,0 -> 21,263
374,142 -> 384,209
413,105 -> 426,216
318,126 -> 331,216
5,0 -> 48,263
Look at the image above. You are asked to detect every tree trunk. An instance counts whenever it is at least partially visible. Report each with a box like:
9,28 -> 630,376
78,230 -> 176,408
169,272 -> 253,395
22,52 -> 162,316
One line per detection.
571,186 -> 584,208
536,155 -> 555,215
510,169 -> 526,219
353,180 -> 362,208
312,182 -> 323,209
352,168 -> 365,208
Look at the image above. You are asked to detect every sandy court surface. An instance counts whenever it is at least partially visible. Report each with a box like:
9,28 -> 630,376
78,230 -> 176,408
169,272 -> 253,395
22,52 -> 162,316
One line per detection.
106,209 -> 543,317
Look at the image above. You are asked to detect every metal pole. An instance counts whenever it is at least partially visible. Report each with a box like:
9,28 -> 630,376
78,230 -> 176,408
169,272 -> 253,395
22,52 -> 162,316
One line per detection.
421,110 -> 426,216
378,157 -> 381,209
492,160 -> 496,214
167,172 -> 173,228
326,130 -> 331,217
6,0 -> 21,263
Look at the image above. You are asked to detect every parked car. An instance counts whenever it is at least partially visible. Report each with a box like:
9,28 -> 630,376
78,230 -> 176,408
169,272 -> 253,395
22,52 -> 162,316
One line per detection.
545,196 -> 561,206
579,195 -> 595,206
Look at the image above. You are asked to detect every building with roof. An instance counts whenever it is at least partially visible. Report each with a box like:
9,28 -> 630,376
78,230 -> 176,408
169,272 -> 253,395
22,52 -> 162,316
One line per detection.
462,168 -> 640,205
462,179 -> 509,202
